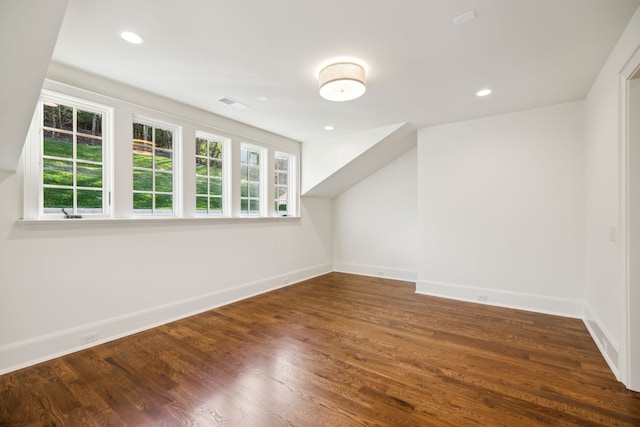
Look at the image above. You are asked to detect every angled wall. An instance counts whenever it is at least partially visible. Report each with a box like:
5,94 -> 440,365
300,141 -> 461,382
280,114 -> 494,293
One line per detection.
302,123 -> 416,198
0,0 -> 68,172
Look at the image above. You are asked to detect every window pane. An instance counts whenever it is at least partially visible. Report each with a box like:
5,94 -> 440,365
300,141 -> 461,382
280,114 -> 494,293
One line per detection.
77,110 -> 102,137
196,196 -> 208,212
133,143 -> 153,168
133,169 -> 153,191
249,199 -> 259,212
155,149 -> 173,171
240,199 -> 248,212
278,172 -> 288,185
196,138 -> 208,156
77,189 -> 102,210
210,159 -> 222,177
240,183 -> 248,197
249,166 -> 259,182
156,172 -> 173,192
43,159 -> 73,186
43,131 -> 73,158
276,187 -> 287,198
209,142 -> 222,159
43,187 -> 73,209
276,158 -> 288,171
209,179 -> 222,196
277,203 -> 288,213
155,128 -> 173,150
77,163 -> 102,188
133,123 -> 152,142
43,104 -> 73,131
249,183 -> 259,197
210,197 -> 222,211
240,164 -> 248,181
240,147 -> 248,163
133,192 -> 152,211
249,151 -> 259,166
196,157 -> 208,175
155,194 -> 172,212
77,136 -> 102,162
196,177 -> 208,195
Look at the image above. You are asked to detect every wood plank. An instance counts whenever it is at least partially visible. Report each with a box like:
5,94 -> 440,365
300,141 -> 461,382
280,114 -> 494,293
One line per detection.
1,272 -> 639,426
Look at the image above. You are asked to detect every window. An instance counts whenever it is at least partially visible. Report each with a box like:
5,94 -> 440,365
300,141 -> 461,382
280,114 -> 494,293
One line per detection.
274,153 -> 291,216
132,119 -> 178,215
196,133 -> 227,215
25,85 -> 299,222
37,93 -> 111,217
240,145 -> 262,215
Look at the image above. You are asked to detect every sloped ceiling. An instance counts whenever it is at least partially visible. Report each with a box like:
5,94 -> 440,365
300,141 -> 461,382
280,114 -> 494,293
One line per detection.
0,0 -> 68,172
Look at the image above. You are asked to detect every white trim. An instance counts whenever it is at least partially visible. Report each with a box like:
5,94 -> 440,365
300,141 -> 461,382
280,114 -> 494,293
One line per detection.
333,262 -> 417,282
17,215 -> 301,230
415,279 -> 583,318
583,304 -> 620,379
619,43 -> 640,391
0,262 -> 332,375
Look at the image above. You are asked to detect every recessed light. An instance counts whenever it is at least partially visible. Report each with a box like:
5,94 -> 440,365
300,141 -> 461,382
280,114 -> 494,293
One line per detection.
119,31 -> 144,44
324,125 -> 335,131
476,88 -> 492,97
258,96 -> 271,102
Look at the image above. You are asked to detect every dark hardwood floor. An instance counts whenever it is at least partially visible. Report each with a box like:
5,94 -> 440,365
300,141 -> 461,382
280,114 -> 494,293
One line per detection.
1,272 -> 640,426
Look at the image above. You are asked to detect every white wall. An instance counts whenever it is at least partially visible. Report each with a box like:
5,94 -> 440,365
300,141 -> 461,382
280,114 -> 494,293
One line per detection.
417,101 -> 585,317
584,7 -> 640,379
333,147 -> 417,281
0,68 -> 333,374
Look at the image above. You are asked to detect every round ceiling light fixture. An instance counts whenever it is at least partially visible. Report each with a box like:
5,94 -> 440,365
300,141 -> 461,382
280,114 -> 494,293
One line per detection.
119,30 -> 144,44
318,62 -> 366,102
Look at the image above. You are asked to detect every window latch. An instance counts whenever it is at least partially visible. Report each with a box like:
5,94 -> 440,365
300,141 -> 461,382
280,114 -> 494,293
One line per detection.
62,208 -> 82,219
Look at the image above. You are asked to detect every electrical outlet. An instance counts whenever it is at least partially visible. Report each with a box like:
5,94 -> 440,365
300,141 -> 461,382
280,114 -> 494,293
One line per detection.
80,332 -> 98,345
477,294 -> 488,302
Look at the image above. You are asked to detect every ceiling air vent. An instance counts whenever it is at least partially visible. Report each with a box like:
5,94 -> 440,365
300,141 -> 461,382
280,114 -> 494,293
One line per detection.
453,10 -> 476,26
218,96 -> 250,110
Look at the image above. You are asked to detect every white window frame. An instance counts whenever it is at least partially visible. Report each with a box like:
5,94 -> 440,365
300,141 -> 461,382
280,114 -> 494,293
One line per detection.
239,143 -> 266,217
132,116 -> 182,217
23,90 -> 114,220
195,131 -> 230,216
274,152 -> 294,216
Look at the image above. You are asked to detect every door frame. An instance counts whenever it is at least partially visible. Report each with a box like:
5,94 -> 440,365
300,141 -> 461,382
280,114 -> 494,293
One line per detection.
619,45 -> 640,392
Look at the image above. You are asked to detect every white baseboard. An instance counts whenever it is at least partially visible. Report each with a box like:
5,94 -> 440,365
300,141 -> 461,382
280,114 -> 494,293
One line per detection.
415,279 -> 583,318
583,304 -> 620,379
0,263 -> 332,375
333,262 -> 417,281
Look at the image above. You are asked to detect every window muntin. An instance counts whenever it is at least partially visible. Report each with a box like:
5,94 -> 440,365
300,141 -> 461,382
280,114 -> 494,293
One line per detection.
274,153 -> 291,216
240,145 -> 261,215
41,99 -> 106,215
196,134 -> 226,215
132,120 -> 176,215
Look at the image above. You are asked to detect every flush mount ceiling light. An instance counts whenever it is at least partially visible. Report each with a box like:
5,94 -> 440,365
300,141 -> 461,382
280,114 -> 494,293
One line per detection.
119,30 -> 144,44
318,62 -> 366,102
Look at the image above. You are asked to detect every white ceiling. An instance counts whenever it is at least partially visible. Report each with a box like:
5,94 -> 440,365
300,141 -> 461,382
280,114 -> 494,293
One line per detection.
52,0 -> 639,144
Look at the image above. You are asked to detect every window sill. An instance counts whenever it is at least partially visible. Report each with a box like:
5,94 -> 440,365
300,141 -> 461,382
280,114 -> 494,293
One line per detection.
17,215 -> 300,230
